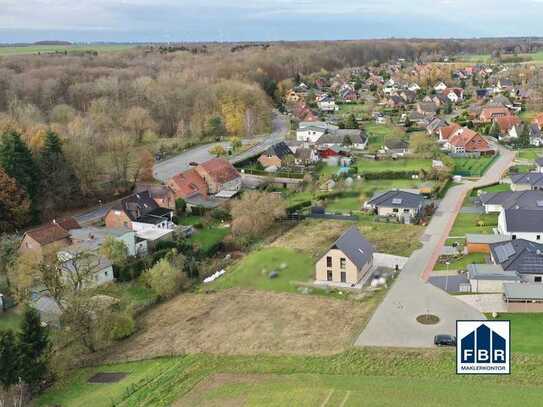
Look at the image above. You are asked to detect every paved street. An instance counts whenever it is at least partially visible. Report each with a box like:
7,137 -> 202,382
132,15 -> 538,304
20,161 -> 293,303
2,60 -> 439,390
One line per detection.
153,111 -> 289,182
356,145 -> 515,348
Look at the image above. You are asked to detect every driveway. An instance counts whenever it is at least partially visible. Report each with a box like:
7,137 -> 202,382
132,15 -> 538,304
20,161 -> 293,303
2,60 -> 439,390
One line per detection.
153,111 -> 289,182
356,145 -> 515,348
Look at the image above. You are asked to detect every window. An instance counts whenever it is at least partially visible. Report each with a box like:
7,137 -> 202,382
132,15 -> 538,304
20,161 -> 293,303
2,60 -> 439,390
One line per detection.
538,235 -> 541,241
535,276 -> 542,283
340,272 -> 347,283
403,208 -> 410,213
326,256 -> 332,268
393,208 -> 399,213
512,235 -> 517,240
327,270 -> 333,281
340,258 -> 346,269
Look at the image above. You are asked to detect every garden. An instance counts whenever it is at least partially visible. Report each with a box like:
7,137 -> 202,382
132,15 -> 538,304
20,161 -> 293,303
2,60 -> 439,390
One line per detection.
452,155 -> 498,176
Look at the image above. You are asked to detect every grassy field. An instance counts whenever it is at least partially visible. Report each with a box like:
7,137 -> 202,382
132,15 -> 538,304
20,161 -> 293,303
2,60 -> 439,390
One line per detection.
517,148 -> 543,161
434,253 -> 487,271
491,313 -> 543,355
449,213 -> 498,237
471,183 -> 511,196
93,281 -> 158,310
356,158 -> 432,174
211,248 -> 314,293
0,308 -> 23,332
452,155 -> 496,176
189,225 -> 230,252
364,122 -> 406,153
37,348 -> 543,406
0,44 -> 136,56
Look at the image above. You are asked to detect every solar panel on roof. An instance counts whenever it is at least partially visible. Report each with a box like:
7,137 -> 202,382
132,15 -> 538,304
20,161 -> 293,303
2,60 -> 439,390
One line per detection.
495,243 -> 515,263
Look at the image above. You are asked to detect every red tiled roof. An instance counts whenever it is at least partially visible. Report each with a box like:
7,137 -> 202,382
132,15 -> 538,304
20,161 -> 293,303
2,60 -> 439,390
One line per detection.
480,107 -> 511,121
25,223 -> 70,246
196,158 -> 240,185
448,128 -> 492,151
169,168 -> 208,199
494,115 -> 521,133
439,123 -> 461,140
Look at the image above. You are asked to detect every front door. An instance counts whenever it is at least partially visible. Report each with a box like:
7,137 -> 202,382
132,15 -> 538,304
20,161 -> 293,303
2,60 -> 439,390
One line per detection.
340,272 -> 346,283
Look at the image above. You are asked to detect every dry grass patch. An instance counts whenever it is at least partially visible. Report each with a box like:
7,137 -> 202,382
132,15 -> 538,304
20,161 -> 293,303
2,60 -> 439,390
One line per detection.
106,288 -> 380,361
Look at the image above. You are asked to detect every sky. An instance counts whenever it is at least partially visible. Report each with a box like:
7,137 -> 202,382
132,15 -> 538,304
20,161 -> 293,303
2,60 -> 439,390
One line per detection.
2,0 -> 543,43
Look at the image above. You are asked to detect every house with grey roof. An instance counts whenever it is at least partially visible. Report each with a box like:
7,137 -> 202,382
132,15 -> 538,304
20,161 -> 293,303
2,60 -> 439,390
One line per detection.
536,157 -> 543,172
467,264 -> 521,293
510,172 -> 543,191
497,209 -> 543,243
479,190 -> 543,213
490,239 -> 543,283
317,129 -> 368,150
315,226 -> 374,285
296,121 -> 339,143
365,190 -> 426,223
504,283 -> 543,303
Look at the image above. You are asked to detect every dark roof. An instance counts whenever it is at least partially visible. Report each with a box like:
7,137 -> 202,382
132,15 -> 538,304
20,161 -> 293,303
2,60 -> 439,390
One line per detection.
329,226 -> 374,270
265,141 -> 293,159
118,191 -> 171,223
384,139 -> 409,150
510,172 -> 543,188
535,157 -> 543,167
318,129 -> 367,145
55,217 -> 81,231
490,239 -> 543,274
502,209 -> 543,233
479,190 -> 543,211
367,190 -> 425,209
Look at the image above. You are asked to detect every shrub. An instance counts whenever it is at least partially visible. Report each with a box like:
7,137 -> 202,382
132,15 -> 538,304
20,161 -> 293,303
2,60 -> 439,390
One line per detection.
175,198 -> 186,215
109,311 -> 136,340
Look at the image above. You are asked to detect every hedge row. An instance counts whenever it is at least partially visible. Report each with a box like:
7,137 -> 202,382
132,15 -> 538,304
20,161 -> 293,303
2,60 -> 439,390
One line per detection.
361,170 -> 418,180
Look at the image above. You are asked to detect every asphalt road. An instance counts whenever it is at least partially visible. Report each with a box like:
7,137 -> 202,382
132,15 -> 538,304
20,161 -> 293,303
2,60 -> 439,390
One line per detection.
153,111 -> 289,182
356,143 -> 515,348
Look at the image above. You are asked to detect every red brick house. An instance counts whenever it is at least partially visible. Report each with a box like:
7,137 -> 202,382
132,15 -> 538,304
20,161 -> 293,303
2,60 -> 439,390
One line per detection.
447,127 -> 494,155
168,168 -> 209,200
194,158 -> 241,195
19,219 -> 79,259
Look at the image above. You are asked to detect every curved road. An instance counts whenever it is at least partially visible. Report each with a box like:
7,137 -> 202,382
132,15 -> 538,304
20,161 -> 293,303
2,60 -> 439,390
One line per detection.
356,143 -> 515,348
153,111 -> 289,182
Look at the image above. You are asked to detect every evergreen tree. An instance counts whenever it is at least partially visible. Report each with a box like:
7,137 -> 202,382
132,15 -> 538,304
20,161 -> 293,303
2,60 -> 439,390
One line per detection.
0,330 -> 19,390
37,131 -> 82,217
489,121 -> 501,139
0,131 -> 39,204
17,307 -> 49,390
519,124 -> 530,147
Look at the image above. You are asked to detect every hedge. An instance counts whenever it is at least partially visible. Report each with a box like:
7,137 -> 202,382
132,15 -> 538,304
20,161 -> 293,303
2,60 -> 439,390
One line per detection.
361,170 -> 418,180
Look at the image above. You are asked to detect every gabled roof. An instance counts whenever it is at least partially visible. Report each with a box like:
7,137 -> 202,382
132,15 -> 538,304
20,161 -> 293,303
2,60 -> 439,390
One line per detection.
491,239 -> 543,274
502,209 -> 543,233
118,191 -> 161,222
25,223 -> 70,246
196,158 -> 240,185
494,115 -> 521,133
169,168 -> 208,199
479,190 -> 543,211
367,190 -> 425,209
55,217 -> 81,231
265,141 -> 293,159
328,226 -> 374,270
510,172 -> 543,187
318,129 -> 367,145
439,123 -> 461,140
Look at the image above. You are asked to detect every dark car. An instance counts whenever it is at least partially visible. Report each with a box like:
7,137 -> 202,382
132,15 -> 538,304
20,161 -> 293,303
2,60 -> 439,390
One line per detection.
434,334 -> 456,347
189,161 -> 199,166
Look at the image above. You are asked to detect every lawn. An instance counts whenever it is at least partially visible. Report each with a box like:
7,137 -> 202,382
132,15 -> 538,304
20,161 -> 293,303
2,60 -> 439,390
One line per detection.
189,225 -> 230,252
491,313 -> 543,355
364,122 -> 406,153
37,348 -> 543,407
434,253 -> 487,271
452,155 -> 497,176
356,158 -> 432,174
517,147 -> 543,161
93,281 -> 158,310
0,308 -> 23,332
449,213 -> 498,237
211,247 -> 314,293
177,215 -> 203,226
471,183 -> 511,196
326,195 -> 363,212
0,44 -> 135,56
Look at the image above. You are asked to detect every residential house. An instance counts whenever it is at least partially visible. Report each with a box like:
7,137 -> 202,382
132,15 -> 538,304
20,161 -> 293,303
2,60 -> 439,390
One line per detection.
510,172 -> 543,191
285,89 -> 302,103
317,129 -> 368,150
294,147 -> 319,166
386,95 -> 405,109
317,94 -> 337,112
530,124 -> 543,146
257,141 -> 294,169
490,239 -> 543,283
442,87 -> 464,103
497,209 -> 543,242
408,83 -> 421,92
136,184 -> 176,209
296,121 -> 338,143
533,113 -> 543,130
194,158 -> 242,194
497,79 -> 514,92
168,168 -> 208,200
365,190 -> 425,223
467,264 -> 521,293
426,117 -> 448,136
56,247 -> 114,287
479,106 -> 511,122
105,191 -> 175,245
494,115 -> 521,139
446,127 -> 494,155
536,157 -> 543,173
489,94 -> 513,109
479,190 -> 543,213
399,90 -> 417,104
416,102 -> 438,116
315,226 -> 374,285
476,88 -> 492,100
384,139 -> 409,156
434,81 -> 447,92
70,226 -> 148,257
438,123 -> 461,142
19,218 -> 80,259
432,94 -> 450,107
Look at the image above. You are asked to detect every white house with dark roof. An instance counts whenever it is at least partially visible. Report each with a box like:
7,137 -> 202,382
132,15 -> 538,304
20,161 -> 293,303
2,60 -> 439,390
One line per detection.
479,190 -> 543,214
510,172 -> 543,191
497,209 -> 543,243
364,190 -> 426,223
490,239 -> 543,283
315,226 -> 374,285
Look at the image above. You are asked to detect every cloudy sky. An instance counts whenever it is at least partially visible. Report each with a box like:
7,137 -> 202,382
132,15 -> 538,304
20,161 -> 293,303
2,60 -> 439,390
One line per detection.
2,0 -> 543,43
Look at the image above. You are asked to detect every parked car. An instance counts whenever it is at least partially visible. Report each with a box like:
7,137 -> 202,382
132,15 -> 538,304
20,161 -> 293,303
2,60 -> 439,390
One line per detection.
434,334 -> 456,346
